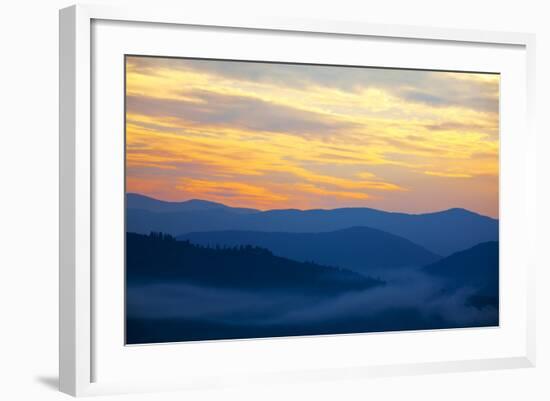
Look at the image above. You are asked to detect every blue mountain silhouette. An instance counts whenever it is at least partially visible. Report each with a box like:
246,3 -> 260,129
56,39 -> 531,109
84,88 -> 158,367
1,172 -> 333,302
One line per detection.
424,241 -> 499,310
127,232 -> 383,295
127,193 -> 498,256
178,227 -> 439,274
127,193 -> 258,214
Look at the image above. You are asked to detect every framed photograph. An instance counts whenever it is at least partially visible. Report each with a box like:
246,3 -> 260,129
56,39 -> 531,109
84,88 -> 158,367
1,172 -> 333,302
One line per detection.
59,4 -> 536,396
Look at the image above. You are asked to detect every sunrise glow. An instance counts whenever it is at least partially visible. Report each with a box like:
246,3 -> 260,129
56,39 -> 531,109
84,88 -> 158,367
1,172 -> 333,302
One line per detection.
125,56 -> 499,217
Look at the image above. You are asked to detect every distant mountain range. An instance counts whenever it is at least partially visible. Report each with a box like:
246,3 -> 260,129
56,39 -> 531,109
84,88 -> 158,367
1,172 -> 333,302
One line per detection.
127,193 -> 498,256
127,193 -> 258,214
178,227 -> 439,274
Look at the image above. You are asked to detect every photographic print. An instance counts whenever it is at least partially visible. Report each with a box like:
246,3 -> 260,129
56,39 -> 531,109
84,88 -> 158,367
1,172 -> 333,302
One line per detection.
125,56 -> 499,344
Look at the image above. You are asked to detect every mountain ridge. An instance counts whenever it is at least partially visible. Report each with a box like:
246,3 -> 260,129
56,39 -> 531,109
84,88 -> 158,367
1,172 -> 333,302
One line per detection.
423,241 -> 499,310
128,193 -> 496,219
127,193 -> 499,256
178,226 -> 440,274
127,193 -> 260,214
127,231 -> 383,295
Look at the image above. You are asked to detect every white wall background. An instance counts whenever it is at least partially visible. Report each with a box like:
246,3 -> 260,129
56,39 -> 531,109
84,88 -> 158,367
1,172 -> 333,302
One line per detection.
0,0 -> 547,399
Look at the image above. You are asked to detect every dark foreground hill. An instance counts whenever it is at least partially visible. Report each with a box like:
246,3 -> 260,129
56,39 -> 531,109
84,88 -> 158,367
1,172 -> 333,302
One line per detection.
127,193 -> 498,256
178,227 -> 440,274
424,241 -> 499,309
125,233 -> 499,344
126,232 -> 383,296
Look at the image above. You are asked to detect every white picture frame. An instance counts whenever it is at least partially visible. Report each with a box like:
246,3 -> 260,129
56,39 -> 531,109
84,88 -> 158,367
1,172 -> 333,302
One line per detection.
59,4 -> 536,397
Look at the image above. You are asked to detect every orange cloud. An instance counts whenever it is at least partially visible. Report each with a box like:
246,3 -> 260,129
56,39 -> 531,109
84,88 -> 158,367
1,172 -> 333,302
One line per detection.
175,178 -> 288,209
424,171 -> 473,179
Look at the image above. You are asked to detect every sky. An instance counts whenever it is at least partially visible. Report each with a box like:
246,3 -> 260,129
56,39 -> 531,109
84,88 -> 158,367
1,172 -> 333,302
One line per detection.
125,56 -> 499,218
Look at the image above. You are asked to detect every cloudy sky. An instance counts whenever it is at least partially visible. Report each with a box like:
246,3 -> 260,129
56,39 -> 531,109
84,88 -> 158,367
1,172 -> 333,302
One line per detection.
125,56 -> 499,218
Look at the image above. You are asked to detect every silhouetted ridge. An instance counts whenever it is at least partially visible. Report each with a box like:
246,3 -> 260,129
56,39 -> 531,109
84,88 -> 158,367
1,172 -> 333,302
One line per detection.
424,241 -> 499,310
178,226 -> 440,274
127,232 -> 383,295
127,193 -> 498,256
424,241 -> 498,284
127,193 -> 259,214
